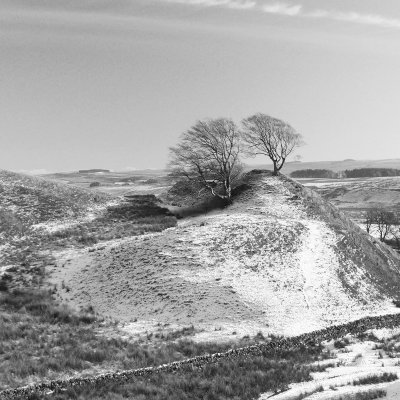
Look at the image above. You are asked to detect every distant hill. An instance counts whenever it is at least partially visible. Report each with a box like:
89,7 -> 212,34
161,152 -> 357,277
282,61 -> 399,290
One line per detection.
344,168 -> 400,178
54,170 -> 400,338
37,160 -> 400,179
41,169 -> 172,196
78,169 -> 110,173
290,169 -> 339,179
250,159 -> 400,175
290,167 -> 400,179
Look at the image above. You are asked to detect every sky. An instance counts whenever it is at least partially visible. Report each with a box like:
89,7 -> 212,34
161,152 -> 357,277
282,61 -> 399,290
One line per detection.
1,0 -> 400,172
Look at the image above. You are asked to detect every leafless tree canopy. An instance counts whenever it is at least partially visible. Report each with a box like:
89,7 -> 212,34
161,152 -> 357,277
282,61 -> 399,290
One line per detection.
241,113 -> 303,175
364,209 -> 377,234
168,118 -> 243,202
364,208 -> 398,242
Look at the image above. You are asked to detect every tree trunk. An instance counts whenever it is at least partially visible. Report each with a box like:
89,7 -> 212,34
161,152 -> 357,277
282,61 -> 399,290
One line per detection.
224,179 -> 232,204
272,162 -> 279,176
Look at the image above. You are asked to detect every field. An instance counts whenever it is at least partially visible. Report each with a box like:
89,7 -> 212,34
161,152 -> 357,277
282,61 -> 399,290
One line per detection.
42,170 -> 172,197
298,177 -> 400,216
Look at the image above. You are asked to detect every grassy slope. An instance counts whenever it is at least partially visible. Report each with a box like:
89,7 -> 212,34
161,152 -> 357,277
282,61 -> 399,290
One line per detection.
0,170 -> 110,226
0,170 -> 176,270
0,170 -> 112,276
0,171 -> 177,390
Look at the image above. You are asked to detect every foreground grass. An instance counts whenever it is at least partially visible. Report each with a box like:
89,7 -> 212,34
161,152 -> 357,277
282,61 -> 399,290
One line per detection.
0,288 -> 333,398
337,390 -> 387,400
353,372 -> 398,386
45,358 -> 324,400
293,386 -> 324,400
0,288 -> 203,389
27,347 -> 332,400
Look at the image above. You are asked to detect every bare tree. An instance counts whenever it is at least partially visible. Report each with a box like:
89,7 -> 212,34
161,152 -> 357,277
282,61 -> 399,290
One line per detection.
168,118 -> 243,203
364,209 -> 378,234
241,113 -> 304,176
375,210 -> 397,242
390,225 -> 400,250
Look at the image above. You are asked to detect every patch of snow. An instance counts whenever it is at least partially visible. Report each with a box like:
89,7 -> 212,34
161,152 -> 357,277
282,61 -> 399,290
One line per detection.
259,335 -> 400,400
0,265 -> 13,276
32,200 -> 118,234
302,181 -> 354,188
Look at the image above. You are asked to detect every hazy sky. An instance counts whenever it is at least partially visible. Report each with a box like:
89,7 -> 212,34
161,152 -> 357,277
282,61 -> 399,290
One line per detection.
1,0 -> 400,172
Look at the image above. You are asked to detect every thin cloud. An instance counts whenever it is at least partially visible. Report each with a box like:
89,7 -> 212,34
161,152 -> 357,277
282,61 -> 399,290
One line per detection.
261,2 -> 400,30
12,0 -> 399,31
308,9 -> 400,30
262,3 -> 302,16
162,0 -> 400,30
164,0 -> 256,10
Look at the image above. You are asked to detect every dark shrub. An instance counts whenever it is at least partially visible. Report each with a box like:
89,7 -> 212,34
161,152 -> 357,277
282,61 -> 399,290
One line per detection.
291,169 -> 338,179
89,182 -> 101,187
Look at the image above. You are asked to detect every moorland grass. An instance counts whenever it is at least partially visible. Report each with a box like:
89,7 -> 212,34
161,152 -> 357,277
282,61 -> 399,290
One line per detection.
0,287 -> 333,397
352,372 -> 398,385
293,386 -> 324,400
24,347 -> 332,400
47,214 -> 176,247
44,360 -> 319,400
337,390 -> 387,400
0,195 -> 177,391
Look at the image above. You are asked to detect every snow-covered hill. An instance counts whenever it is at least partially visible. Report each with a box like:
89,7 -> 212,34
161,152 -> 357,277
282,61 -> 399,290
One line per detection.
49,171 -> 400,339
0,169 -> 111,229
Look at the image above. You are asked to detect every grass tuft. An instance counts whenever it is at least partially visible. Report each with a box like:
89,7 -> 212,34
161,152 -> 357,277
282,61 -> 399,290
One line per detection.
353,372 -> 397,385
337,389 -> 387,400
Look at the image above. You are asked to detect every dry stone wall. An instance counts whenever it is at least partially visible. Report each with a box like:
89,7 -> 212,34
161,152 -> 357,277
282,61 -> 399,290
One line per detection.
2,313 -> 400,399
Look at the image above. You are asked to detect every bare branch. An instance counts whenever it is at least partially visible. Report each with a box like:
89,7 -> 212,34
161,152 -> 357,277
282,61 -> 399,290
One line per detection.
168,118 -> 243,202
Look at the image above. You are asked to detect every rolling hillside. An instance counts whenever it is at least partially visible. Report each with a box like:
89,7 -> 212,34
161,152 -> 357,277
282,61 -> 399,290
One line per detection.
301,176 -> 400,217
0,169 -> 111,230
0,170 -> 176,274
50,170 -> 400,339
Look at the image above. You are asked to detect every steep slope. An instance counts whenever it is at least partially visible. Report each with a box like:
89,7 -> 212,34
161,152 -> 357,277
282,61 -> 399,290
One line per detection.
49,171 -> 400,338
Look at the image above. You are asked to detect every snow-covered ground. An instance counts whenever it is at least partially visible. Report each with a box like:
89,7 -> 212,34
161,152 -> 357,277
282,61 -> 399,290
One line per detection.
32,200 -> 119,234
299,179 -> 355,188
259,329 -> 400,400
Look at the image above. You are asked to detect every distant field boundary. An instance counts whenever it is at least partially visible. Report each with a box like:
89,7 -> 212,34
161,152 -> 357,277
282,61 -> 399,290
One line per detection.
2,313 -> 400,399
